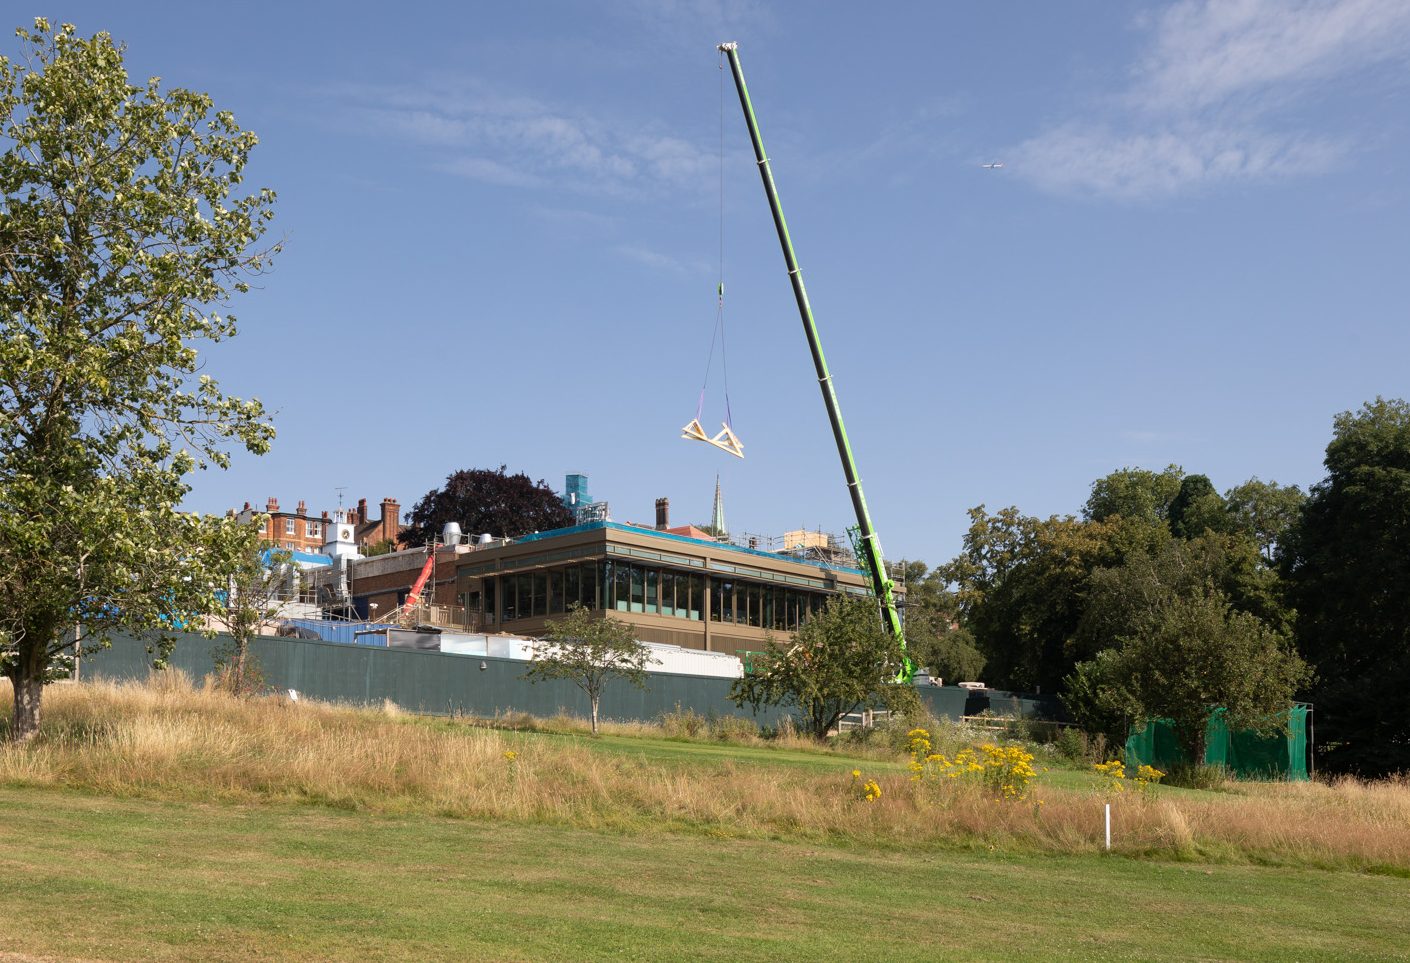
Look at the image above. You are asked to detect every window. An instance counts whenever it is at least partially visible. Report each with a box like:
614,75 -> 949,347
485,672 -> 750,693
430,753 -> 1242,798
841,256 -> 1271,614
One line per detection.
284,518 -> 295,535
307,521 -> 321,539
645,569 -> 659,615
502,577 -> 518,621
532,572 -> 548,617
484,579 -> 497,624
565,566 -> 580,609
688,574 -> 703,621
660,571 -> 677,617
549,570 -> 565,614
614,562 -> 630,612
629,565 -> 645,614
583,563 -> 600,610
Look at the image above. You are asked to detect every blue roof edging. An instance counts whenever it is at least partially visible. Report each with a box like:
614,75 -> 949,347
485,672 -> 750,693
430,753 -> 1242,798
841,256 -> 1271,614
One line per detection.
512,520 -> 865,577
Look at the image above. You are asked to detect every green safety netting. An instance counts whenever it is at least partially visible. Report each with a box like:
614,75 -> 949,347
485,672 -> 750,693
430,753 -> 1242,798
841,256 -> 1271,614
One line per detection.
1124,704 -> 1310,781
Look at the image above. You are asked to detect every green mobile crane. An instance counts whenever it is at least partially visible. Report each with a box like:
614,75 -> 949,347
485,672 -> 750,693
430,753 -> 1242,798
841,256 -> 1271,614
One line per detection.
718,42 -> 913,683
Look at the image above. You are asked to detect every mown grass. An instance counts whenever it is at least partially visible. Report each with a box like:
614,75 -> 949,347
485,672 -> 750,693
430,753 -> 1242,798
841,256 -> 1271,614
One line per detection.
1,788 -> 1408,962
2,676 -> 1407,877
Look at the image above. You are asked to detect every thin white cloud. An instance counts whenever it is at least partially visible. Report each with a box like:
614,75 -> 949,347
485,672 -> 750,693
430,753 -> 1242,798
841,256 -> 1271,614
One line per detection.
613,244 -> 709,276
1136,0 -> 1410,113
1011,0 -> 1410,200
330,78 -> 713,197
1015,124 -> 1343,199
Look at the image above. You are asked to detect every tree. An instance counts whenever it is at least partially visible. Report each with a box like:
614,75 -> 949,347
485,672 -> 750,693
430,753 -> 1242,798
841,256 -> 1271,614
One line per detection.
207,533 -> 292,696
524,605 -> 651,734
0,22 -> 277,739
1084,590 -> 1307,762
401,466 -> 573,548
895,561 -> 985,683
1224,477 -> 1305,563
1083,465 -> 1184,526
1072,532 -> 1291,664
940,505 -> 1168,692
1167,474 -> 1229,539
730,595 -> 911,740
1283,398 -> 1410,776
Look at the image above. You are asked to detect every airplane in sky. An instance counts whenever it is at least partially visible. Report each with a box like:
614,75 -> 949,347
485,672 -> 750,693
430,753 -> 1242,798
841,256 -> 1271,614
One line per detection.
981,162 -> 1004,170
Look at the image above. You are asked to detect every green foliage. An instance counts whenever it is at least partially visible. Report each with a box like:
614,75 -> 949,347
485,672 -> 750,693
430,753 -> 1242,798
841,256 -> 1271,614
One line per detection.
1073,533 -> 1292,663
941,505 -> 1168,691
1076,590 -> 1307,761
0,21 -> 277,738
1223,477 -> 1305,563
893,560 -> 985,683
1060,650 -> 1136,750
1083,465 -> 1184,525
730,595 -> 911,740
524,605 -> 651,734
1283,397 -> 1410,776
1167,474 -> 1229,539
209,536 -> 291,696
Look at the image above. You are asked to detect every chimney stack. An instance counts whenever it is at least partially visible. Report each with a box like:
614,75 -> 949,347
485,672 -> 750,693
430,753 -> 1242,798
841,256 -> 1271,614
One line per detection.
266,496 -> 279,513
381,497 -> 400,526
655,497 -> 670,530
357,498 -> 368,525
296,499 -> 306,516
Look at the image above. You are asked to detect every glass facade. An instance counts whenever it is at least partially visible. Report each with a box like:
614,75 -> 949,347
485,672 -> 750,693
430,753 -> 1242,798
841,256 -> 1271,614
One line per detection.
474,558 -> 835,630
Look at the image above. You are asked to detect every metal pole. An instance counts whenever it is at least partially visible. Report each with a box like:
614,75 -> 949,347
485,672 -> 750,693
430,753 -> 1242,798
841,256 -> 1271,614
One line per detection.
717,42 -> 910,680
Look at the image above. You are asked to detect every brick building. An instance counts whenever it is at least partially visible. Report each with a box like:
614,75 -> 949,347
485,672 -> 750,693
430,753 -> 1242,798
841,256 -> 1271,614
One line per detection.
235,496 -> 404,553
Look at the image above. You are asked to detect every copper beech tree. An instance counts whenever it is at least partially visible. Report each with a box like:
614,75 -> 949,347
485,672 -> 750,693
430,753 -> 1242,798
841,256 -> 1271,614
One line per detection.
0,21 -> 277,738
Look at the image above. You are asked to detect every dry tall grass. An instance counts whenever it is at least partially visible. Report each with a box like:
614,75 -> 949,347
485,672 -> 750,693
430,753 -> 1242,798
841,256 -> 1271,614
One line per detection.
1,677 -> 1406,874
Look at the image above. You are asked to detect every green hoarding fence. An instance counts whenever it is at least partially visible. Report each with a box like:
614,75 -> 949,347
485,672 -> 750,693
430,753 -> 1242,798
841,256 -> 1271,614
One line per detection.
77,632 -> 985,729
1124,704 -> 1311,781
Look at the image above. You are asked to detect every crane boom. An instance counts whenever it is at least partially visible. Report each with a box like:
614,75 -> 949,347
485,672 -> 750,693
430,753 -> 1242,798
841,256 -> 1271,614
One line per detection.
718,42 -> 912,682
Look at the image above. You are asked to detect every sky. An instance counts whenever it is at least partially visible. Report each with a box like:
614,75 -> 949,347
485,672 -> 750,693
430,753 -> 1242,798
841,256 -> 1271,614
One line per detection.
36,0 -> 1410,564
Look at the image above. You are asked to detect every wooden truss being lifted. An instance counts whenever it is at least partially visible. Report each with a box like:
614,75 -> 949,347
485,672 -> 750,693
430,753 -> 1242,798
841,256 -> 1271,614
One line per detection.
681,418 -> 744,458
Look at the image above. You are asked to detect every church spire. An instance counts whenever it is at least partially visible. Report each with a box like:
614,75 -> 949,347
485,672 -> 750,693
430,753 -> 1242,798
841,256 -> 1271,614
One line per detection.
711,474 -> 727,537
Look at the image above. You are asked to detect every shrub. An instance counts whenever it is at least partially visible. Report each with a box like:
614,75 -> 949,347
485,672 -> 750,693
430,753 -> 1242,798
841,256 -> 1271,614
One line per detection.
708,714 -> 760,743
659,705 -> 708,739
1055,727 -> 1088,762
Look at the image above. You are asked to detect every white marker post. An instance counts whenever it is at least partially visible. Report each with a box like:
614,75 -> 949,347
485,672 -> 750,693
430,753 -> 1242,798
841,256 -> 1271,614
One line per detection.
1104,803 -> 1111,851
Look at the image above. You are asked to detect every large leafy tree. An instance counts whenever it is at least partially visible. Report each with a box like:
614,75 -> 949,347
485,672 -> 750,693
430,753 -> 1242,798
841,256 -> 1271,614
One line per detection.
1224,477 -> 1305,563
895,560 -> 985,684
0,21 -> 277,739
1066,533 -> 1305,758
1083,465 -> 1184,526
941,506 -> 1168,692
731,595 -> 914,740
1167,474 -> 1230,540
1283,398 -> 1410,776
1069,589 -> 1307,763
401,465 -> 573,547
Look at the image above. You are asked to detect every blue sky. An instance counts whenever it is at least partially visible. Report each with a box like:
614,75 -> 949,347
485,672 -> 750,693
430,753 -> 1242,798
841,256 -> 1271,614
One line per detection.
41,1 -> 1410,564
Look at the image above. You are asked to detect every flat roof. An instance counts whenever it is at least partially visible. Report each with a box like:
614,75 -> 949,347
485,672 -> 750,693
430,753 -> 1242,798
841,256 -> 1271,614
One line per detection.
513,520 -> 866,577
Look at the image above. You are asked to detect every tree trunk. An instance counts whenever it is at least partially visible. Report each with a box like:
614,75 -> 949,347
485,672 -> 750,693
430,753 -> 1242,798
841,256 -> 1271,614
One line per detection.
590,696 -> 599,735
8,662 -> 44,741
232,639 -> 247,695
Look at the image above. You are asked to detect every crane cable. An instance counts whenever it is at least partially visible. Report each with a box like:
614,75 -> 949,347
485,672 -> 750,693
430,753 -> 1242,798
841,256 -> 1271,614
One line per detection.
694,50 -> 733,431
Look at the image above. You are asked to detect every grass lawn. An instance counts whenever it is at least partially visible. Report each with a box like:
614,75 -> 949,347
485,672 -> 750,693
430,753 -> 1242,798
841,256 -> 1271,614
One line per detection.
1,785 -> 1406,962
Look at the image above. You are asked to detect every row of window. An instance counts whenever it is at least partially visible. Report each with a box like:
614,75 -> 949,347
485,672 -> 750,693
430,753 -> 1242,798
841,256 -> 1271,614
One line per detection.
474,560 -> 831,631
281,517 -> 322,538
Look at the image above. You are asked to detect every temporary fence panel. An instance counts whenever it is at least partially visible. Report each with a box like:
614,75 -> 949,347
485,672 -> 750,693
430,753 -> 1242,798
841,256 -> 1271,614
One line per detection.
1124,705 -> 1310,781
